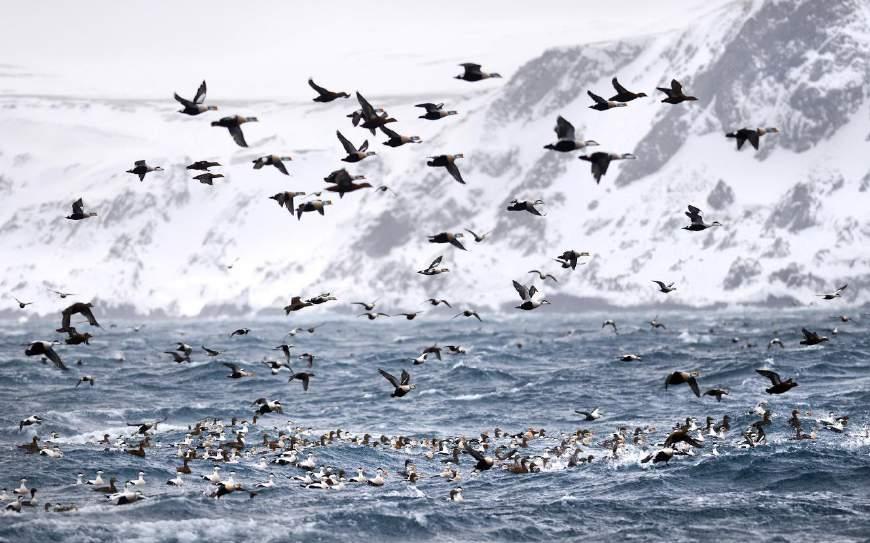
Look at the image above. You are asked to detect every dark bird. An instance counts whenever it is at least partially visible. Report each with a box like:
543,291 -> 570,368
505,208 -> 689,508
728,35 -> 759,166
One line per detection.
64,327 -> 92,345
336,130 -> 375,163
609,77 -> 647,102
554,250 -> 589,270
816,284 -> 847,300
528,270 -> 557,283
641,447 -> 674,464
428,232 -> 467,251
65,198 -> 97,221
652,280 -> 676,293
683,205 -> 721,231
230,328 -> 251,337
416,102 -> 458,120
352,301 -> 377,311
800,328 -> 829,346
194,172 -> 224,185
14,297 -> 33,309
512,280 -> 550,310
602,320 -> 617,333
575,407 -> 601,421
76,375 -> 95,388
380,125 -> 421,147
703,388 -> 728,402
578,152 -> 636,184
506,199 -> 545,216
164,351 -> 190,363
455,63 -> 501,82
726,127 -> 779,150
649,316 -> 666,329
417,256 -> 449,276
378,368 -> 415,397
664,429 -> 703,448
253,155 -> 292,175
664,371 -> 701,397
186,160 -> 220,171
224,363 -> 254,379
756,369 -> 798,394
324,168 -> 371,198
452,310 -> 482,321
656,79 -> 697,104
308,78 -> 350,102
424,298 -> 451,307
211,115 -> 258,147
269,191 -> 306,214
587,90 -> 627,111
126,160 -> 162,182
174,80 -> 216,115
427,154 -> 466,184
354,92 -> 396,134
51,290 -> 76,299
296,200 -> 332,220
202,345 -> 221,357
359,312 -> 390,321
58,302 -> 99,333
398,312 -> 423,320
544,115 -> 598,152
288,370 -> 314,391
464,228 -> 490,243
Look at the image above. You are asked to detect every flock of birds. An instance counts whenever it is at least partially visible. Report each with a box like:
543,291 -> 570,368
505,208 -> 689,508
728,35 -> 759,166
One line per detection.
4,62 -> 864,513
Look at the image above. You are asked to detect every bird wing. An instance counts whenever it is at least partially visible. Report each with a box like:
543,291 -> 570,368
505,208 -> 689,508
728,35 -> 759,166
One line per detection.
445,160 -> 465,184
299,374 -> 310,391
45,345 -> 67,370
671,79 -> 683,93
193,80 -> 207,104
756,369 -> 782,385
528,285 -> 539,299
450,237 -> 467,251
554,115 -> 575,141
336,130 -> 357,155
652,281 -> 666,289
512,280 -> 529,301
227,125 -> 248,147
71,198 -> 84,216
747,131 -> 760,150
461,63 -> 482,75
415,103 -> 438,112
400,369 -> 411,386
379,125 -> 399,139
801,328 -> 816,341
587,90 -> 606,105
611,77 -> 630,95
223,363 -> 239,372
359,139 -> 369,152
173,93 -> 194,108
378,368 -> 399,388
837,284 -> 848,292
472,311 -> 482,321
356,92 -> 376,119
308,78 -> 329,96
274,160 -> 289,176
464,444 -> 486,462
429,255 -> 443,269
687,376 -> 701,398
80,305 -> 99,326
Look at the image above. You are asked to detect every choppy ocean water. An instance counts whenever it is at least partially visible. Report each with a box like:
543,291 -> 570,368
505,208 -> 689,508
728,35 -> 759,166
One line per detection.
1,310 -> 869,542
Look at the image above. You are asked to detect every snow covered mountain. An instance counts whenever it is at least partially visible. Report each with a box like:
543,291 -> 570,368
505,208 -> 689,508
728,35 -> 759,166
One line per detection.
1,0 -> 869,318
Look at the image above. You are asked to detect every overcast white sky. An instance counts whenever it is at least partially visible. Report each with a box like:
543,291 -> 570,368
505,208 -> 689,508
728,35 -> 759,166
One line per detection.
1,0 -> 737,100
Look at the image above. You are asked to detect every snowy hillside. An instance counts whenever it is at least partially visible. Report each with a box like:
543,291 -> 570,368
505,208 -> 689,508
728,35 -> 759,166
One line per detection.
1,0 -> 869,317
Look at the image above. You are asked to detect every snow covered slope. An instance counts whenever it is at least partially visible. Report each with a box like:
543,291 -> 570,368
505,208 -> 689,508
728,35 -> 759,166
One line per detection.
1,0 -> 869,317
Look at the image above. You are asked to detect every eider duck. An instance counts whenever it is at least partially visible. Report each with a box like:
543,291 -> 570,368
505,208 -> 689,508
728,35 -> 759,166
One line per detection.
816,284 -> 847,300
800,328 -> 829,346
609,77 -> 647,102
506,199 -> 545,216
193,172 -> 224,185
380,125 -> 421,147
126,160 -> 162,182
578,152 -> 636,184
463,228 -> 490,243
416,102 -> 458,120
253,155 -> 292,175
19,415 -> 43,432
512,280 -> 550,310
544,115 -> 598,152
354,92 -> 396,134
656,79 -> 697,104
664,371 -> 701,397
428,232 -> 467,251
426,154 -> 465,184
288,370 -> 314,391
174,80 -> 216,115
230,328 -> 251,337
528,270 -> 557,282
418,256 -> 449,276
14,297 -> 33,309
449,487 -> 464,501
424,297 -> 451,307
575,408 -> 601,421
378,368 -> 415,397
755,369 -> 798,394
455,63 -> 501,82
65,198 -> 97,221
269,191 -> 306,214
211,115 -> 258,147
683,205 -> 721,231
602,320 -> 617,333
336,130 -> 375,163
25,341 -> 66,370
554,250 -> 589,270
58,301 -> 99,333
726,127 -> 778,150
452,309 -> 482,321
223,363 -> 254,379
186,160 -> 220,171
75,375 -> 95,387
652,280 -> 677,293
587,90 -> 627,111
296,199 -> 332,220
703,388 -> 728,402
308,78 -> 350,102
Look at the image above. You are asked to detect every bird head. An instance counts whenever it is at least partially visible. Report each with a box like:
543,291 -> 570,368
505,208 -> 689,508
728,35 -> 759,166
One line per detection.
489,73 -> 502,79
207,105 -> 218,111
621,153 -> 637,160
585,140 -> 600,146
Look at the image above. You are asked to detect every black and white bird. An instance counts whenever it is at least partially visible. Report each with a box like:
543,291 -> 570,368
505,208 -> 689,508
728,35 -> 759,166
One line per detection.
416,102 -> 458,120
816,284 -> 847,300
378,368 -> 415,397
575,408 -> 601,421
428,232 -> 467,251
682,205 -> 721,231
652,281 -> 677,293
725,127 -> 778,150
336,130 -> 376,163
506,199 -> 545,216
253,155 -> 292,175
577,152 -> 636,184
126,160 -> 163,182
426,154 -> 465,184
418,256 -> 449,276
174,80 -> 217,115
544,115 -> 598,152
66,198 -> 97,221
512,281 -> 550,311
25,341 -> 66,370
308,78 -> 350,102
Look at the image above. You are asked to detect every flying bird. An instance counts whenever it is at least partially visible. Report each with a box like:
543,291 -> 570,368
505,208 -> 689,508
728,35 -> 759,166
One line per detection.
816,284 -> 847,300
58,302 -> 99,333
544,115 -> 598,152
428,232 -> 467,251
211,115 -> 258,147
65,198 -> 97,221
25,341 -> 66,370
416,102 -> 458,120
418,256 -> 449,276
378,368 -> 415,397
800,328 -> 829,346
756,369 -> 798,394
253,155 -> 292,175
452,310 -> 482,321
726,127 -> 778,150
455,63 -> 501,82
380,125 -> 421,147
426,154 -> 465,184
506,199 -> 545,216
174,80 -> 216,115
336,130 -> 376,163
664,371 -> 701,397
512,280 -> 550,310
528,270 -> 557,283
609,77 -> 647,102
683,205 -> 721,231
578,152 -> 636,184
126,160 -> 162,182
656,79 -> 698,104
587,90 -> 627,111
652,281 -> 677,293
308,78 -> 350,102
